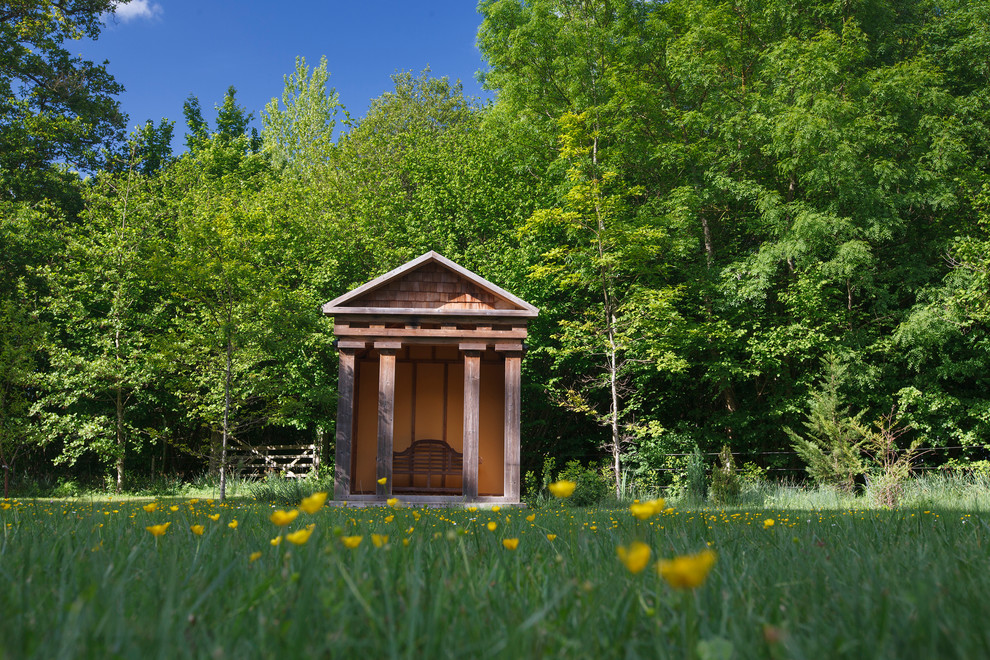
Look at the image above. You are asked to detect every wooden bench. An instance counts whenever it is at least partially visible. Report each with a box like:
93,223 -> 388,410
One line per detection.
392,439 -> 463,493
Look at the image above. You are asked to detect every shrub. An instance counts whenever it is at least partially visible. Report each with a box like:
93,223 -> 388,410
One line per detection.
709,445 -> 741,506
557,459 -> 609,507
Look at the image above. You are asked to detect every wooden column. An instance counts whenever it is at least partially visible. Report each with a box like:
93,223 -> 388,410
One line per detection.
460,343 -> 485,500
375,342 -> 401,498
333,344 -> 361,500
497,344 -> 523,502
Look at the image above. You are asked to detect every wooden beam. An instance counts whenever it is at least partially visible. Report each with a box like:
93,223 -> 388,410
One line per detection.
376,348 -> 397,499
462,349 -> 481,500
334,327 -> 527,340
501,350 -> 523,503
334,347 -> 357,500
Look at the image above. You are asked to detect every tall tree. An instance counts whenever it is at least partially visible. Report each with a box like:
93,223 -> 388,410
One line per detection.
0,0 -> 126,208
261,56 -> 346,176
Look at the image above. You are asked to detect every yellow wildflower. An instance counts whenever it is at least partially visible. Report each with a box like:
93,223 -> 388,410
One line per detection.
616,541 -> 651,574
629,498 -> 666,520
386,498 -> 399,508
286,527 -> 314,545
763,519 -> 775,529
190,524 -> 205,536
548,480 -> 576,498
377,477 -> 387,485
299,492 -> 328,514
384,515 -> 394,523
145,522 -> 170,537
402,538 -> 410,547
270,536 -> 282,546
341,535 -> 363,549
487,521 -> 497,531
142,503 -> 158,513
187,499 -> 199,505
546,534 -> 557,541
228,520 -> 238,529
169,505 -> 179,512
207,514 -> 220,522
526,513 -> 536,522
371,533 -> 389,548
1,503 -> 10,510
492,505 -> 501,512
270,509 -> 299,526
249,551 -> 262,563
658,549 -> 717,589
503,538 -> 520,550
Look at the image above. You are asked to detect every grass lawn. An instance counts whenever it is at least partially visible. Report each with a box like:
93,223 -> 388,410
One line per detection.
2,493 -> 988,659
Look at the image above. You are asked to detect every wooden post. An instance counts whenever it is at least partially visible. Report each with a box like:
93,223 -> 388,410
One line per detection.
461,343 -> 485,500
376,342 -> 401,499
333,346 -> 359,500
497,344 -> 523,503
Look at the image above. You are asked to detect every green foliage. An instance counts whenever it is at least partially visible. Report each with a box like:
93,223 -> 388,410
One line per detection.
785,357 -> 868,492
0,0 -> 126,207
557,459 -> 610,507
708,445 -> 741,506
261,56 -> 345,175
685,446 -> 708,501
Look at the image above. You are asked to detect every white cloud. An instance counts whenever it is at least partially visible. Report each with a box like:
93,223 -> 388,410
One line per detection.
112,0 -> 163,23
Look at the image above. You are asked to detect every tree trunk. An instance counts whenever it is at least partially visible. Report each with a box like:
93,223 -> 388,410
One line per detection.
219,334 -> 232,501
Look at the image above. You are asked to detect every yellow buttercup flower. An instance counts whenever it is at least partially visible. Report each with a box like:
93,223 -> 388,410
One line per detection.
503,538 -> 520,550
270,509 -> 299,526
190,524 -> 205,536
629,498 -> 666,520
658,549 -> 717,589
526,514 -> 536,522
145,522 -> 170,537
228,520 -> 238,529
371,533 -> 389,548
249,551 -> 262,563
286,527 -> 314,545
1,503 -> 10,510
142,503 -> 158,513
616,541 -> 651,574
341,535 -> 363,549
548,480 -> 576,498
546,534 -> 557,541
492,505 -> 501,512
384,515 -> 394,523
169,505 -> 179,512
763,519 -> 775,529
299,492 -> 328,514
386,498 -> 400,508
487,521 -> 497,531
187,498 -> 199,505
629,503 -> 656,520
270,536 -> 282,546
207,514 -> 220,522
377,477 -> 387,485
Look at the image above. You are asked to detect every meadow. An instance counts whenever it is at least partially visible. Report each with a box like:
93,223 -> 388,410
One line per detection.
2,486 -> 989,659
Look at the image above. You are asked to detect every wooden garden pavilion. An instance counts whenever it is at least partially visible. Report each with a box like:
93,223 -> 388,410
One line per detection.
323,252 -> 538,504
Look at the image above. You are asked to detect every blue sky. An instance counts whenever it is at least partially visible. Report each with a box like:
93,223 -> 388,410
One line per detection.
76,1 -> 493,148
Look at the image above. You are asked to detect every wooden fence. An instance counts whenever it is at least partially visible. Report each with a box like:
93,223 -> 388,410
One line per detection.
228,444 -> 320,479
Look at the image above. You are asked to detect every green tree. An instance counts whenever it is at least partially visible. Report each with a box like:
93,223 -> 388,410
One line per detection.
261,56 -> 347,176
39,147 -> 169,491
0,0 -> 126,207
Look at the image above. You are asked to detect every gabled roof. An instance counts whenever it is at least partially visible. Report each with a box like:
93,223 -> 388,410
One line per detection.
322,251 -> 539,318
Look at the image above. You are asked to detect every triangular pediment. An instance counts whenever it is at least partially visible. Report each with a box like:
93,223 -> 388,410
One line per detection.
322,252 -> 538,318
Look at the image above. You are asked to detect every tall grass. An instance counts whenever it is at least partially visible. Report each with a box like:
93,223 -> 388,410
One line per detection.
2,491 -> 989,658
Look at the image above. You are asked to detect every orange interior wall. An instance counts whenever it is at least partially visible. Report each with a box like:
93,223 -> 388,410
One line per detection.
479,360 -> 505,496
350,346 -> 506,496
352,359 -> 379,494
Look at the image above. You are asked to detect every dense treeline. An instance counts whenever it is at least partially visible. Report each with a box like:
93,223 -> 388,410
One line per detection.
1,0 -> 988,496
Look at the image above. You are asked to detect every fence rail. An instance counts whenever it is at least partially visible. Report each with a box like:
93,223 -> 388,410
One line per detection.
228,444 -> 319,479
